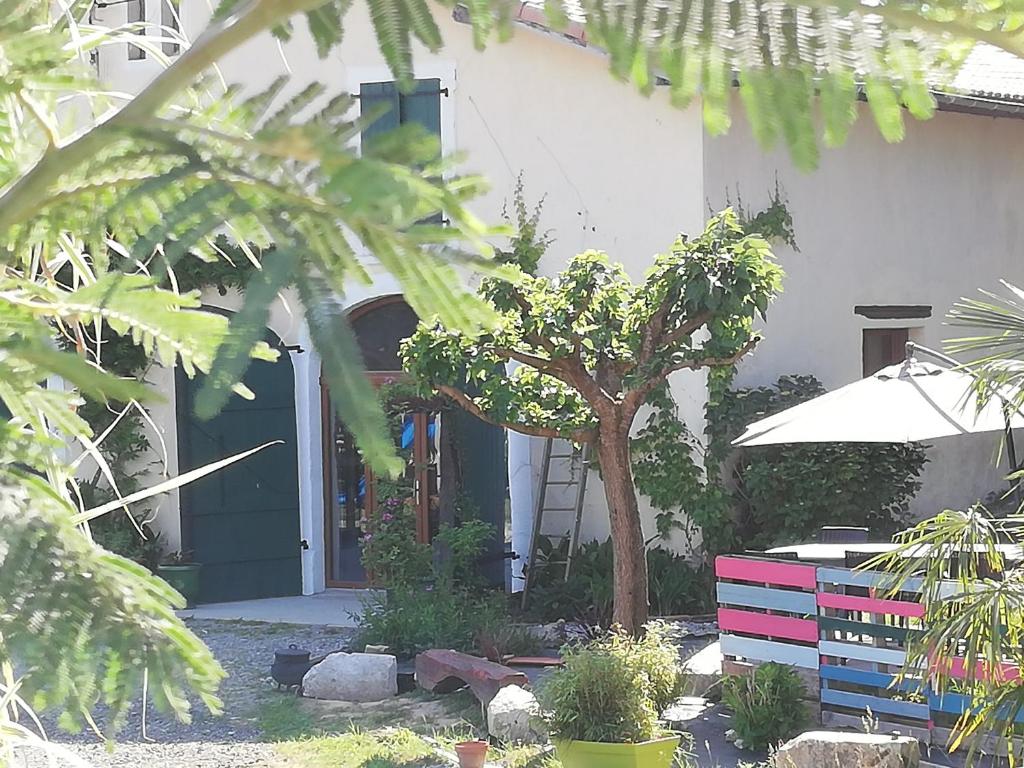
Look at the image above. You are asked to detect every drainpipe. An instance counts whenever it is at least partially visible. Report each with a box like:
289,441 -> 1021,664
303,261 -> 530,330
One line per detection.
506,362 -> 535,592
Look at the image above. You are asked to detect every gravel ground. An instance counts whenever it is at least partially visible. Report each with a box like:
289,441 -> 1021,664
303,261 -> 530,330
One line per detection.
20,620 -> 355,768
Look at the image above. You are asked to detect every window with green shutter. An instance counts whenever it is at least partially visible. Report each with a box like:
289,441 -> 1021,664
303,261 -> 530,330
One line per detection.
359,78 -> 443,154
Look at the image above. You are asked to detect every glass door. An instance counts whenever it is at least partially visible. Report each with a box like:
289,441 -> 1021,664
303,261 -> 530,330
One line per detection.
324,398 -> 441,586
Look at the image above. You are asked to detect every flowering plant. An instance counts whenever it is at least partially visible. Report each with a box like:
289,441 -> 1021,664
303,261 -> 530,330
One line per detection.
359,492 -> 431,588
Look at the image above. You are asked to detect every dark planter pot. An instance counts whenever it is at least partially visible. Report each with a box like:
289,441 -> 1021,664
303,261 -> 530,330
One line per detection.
158,563 -> 201,607
271,644 -> 313,690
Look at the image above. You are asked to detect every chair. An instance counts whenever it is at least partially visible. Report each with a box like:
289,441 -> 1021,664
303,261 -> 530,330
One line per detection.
818,526 -> 870,544
743,549 -> 799,561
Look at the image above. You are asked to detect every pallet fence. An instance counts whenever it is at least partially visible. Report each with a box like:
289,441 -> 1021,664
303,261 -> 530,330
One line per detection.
714,554 -> 1020,747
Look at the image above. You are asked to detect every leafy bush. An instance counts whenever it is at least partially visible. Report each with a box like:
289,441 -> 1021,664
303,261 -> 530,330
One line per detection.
356,484 -> 500,656
359,492 -> 432,587
527,539 -> 710,624
709,375 -> 928,550
722,663 -> 807,750
537,622 -> 684,744
356,585 -> 504,658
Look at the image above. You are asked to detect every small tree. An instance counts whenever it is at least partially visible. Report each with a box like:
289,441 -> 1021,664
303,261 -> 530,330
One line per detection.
403,210 -> 783,633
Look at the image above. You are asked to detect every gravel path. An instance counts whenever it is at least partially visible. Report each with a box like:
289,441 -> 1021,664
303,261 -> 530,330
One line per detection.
20,620 -> 355,768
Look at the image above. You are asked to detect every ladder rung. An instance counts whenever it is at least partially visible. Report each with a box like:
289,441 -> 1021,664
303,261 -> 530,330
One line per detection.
549,454 -> 577,459
545,480 -> 578,486
543,507 -> 578,512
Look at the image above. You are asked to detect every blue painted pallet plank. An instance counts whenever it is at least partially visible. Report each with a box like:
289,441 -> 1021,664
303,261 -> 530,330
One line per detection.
929,692 -> 1024,723
719,634 -> 819,670
820,664 -> 926,694
821,688 -> 930,721
817,567 -> 922,592
818,640 -> 907,667
716,583 -> 817,614
816,567 -> 959,598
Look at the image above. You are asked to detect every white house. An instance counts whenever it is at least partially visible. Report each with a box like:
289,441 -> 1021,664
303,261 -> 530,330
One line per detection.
94,0 -> 1024,602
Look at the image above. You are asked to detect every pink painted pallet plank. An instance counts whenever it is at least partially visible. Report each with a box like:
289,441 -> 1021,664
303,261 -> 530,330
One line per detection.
933,656 -> 1021,683
714,556 -> 817,589
717,607 -> 819,643
816,591 -> 924,618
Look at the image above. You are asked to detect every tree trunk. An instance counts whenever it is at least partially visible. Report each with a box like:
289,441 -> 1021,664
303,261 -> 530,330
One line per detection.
596,419 -> 649,635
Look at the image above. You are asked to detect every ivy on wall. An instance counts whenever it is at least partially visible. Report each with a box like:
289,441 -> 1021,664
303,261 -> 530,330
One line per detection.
630,188 -> 928,564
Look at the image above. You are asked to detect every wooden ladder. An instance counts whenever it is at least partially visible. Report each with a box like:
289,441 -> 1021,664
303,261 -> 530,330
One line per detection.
520,437 -> 590,609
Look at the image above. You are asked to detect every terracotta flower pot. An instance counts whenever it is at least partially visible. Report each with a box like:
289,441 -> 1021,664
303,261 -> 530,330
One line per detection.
454,739 -> 489,768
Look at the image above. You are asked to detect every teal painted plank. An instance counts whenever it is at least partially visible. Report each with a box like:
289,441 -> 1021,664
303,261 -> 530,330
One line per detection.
819,616 -> 920,643
819,640 -> 907,667
821,688 -> 930,721
720,634 -> 819,670
716,583 -> 817,614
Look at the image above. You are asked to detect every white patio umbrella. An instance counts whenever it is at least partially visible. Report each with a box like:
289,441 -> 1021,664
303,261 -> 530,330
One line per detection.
733,352 -> 1024,449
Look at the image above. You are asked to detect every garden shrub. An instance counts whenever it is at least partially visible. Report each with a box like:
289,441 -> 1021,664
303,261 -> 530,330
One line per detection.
536,622 -> 684,743
356,476 -> 501,656
722,662 -> 807,750
708,374 -> 928,551
526,538 -> 710,624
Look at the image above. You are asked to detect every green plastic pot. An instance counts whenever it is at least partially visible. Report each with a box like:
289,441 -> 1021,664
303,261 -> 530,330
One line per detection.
554,735 -> 681,768
158,563 -> 201,607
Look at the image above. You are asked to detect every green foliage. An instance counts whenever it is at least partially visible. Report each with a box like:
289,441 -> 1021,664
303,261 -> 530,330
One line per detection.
0,477 -> 222,735
359,494 -> 432,587
405,209 -> 782,440
722,663 -> 808,750
496,175 -> 552,275
357,587 -> 505,658
537,622 -> 684,743
526,539 -> 710,624
709,375 -> 928,550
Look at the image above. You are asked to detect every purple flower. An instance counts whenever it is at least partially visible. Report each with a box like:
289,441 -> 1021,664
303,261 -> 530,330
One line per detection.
362,533 -> 373,542
382,512 -> 394,522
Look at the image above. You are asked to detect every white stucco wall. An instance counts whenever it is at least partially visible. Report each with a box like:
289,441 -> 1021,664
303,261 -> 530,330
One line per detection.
703,99 -> 1024,518
95,3 -> 709,583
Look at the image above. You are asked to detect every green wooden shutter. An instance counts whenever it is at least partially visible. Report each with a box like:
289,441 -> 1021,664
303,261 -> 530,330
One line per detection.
359,81 -> 401,153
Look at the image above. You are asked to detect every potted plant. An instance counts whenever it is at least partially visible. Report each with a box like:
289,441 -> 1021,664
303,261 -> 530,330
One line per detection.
157,550 -> 201,607
536,622 -> 684,768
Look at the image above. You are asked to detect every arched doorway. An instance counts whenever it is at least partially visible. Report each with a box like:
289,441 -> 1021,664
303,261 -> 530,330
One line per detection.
321,296 -> 509,588
176,324 -> 302,603
320,296 -> 437,586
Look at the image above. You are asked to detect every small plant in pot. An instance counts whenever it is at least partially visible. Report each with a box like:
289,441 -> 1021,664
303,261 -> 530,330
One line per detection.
157,550 -> 201,607
537,622 -> 685,768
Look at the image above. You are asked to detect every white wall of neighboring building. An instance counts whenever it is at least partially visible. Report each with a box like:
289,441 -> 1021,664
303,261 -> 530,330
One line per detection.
703,98 -> 1024,517
97,1 -> 709,587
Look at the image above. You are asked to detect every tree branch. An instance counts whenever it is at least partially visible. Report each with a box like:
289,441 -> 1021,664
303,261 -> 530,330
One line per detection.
437,384 -> 597,443
0,0 -> 327,230
624,336 -> 761,414
490,346 -> 561,375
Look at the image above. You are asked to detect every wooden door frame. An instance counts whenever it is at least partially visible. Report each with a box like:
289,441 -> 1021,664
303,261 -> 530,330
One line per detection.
321,374 -> 437,587
320,294 -> 436,587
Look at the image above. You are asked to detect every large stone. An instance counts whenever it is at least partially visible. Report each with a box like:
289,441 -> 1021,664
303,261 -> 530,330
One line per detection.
486,684 -> 545,744
775,731 -> 920,768
301,652 -> 397,702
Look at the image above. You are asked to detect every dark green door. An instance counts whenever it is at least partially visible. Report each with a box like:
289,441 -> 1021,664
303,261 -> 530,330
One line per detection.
176,330 -> 302,603
452,410 -> 507,586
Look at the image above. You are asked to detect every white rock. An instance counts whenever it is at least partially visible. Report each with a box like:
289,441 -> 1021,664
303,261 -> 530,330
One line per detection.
486,685 -> 545,744
724,728 -> 738,743
775,731 -> 920,768
301,652 -> 397,702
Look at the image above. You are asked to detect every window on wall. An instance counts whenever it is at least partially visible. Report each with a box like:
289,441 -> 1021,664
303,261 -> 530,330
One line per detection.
862,327 -> 910,377
127,0 -> 145,60
162,0 -> 181,56
359,78 -> 443,154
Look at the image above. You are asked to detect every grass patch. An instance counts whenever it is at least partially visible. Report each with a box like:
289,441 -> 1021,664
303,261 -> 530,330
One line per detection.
275,727 -> 437,768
